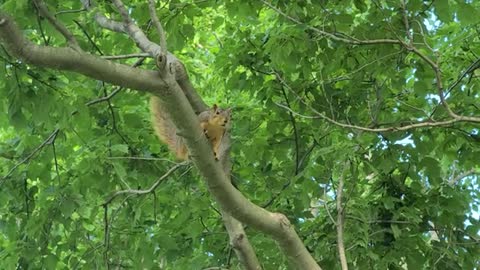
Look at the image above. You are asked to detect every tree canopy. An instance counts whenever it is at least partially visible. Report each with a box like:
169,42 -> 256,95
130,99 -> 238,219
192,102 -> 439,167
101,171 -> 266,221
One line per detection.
0,0 -> 479,269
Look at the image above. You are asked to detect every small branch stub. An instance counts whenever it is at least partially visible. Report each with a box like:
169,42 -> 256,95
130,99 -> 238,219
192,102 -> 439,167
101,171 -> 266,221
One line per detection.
155,53 -> 167,73
231,233 -> 245,248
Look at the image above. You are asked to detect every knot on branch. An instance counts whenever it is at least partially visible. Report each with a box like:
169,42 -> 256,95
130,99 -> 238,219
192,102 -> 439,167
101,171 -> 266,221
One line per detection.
272,213 -> 291,229
231,233 -> 245,249
155,52 -> 168,73
156,52 -> 177,80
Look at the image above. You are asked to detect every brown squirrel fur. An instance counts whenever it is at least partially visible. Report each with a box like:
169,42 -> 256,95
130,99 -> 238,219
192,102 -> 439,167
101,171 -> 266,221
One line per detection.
150,96 -> 231,160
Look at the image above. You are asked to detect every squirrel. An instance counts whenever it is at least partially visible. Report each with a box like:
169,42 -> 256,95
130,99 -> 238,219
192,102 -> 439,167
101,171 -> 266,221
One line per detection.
150,96 -> 231,160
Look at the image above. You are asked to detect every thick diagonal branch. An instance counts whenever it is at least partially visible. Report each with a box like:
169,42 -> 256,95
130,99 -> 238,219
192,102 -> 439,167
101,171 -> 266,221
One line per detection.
0,12 -> 321,269
0,13 -> 165,94
152,61 -> 321,269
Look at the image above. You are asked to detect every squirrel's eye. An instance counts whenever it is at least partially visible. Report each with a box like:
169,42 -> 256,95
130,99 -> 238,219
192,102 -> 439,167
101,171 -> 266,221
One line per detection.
216,111 -> 220,115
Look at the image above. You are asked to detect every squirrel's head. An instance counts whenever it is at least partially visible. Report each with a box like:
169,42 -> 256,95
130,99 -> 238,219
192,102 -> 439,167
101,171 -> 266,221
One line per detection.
210,104 -> 232,127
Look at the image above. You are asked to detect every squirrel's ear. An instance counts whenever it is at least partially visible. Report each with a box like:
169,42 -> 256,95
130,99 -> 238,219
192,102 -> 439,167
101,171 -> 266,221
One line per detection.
212,104 -> 218,111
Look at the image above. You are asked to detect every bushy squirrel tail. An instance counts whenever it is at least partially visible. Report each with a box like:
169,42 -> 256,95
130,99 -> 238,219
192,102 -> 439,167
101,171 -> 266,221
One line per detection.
150,96 -> 188,160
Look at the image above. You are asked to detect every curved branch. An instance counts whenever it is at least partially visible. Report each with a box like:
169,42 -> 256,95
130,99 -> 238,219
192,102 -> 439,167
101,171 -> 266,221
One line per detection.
93,0 -> 206,112
273,68 -> 480,132
275,102 -> 478,131
449,168 -> 479,185
261,0 -> 480,124
102,162 -> 186,206
0,13 -> 166,94
1,129 -> 59,183
154,66 -> 321,269
260,0 -> 401,46
81,0 -> 126,33
111,0 -> 163,56
0,11 -> 321,269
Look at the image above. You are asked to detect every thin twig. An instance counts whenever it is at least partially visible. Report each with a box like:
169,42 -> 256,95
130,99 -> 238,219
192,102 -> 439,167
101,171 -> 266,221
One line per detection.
73,20 -> 103,55
401,0 -> 413,45
321,51 -> 403,84
103,205 -> 110,270
101,87 -> 130,146
84,56 -> 147,106
102,162 -> 186,206
446,57 -> 480,95
405,44 -> 457,118
275,102 -> 463,131
279,84 -> 300,174
449,168 -> 479,185
52,141 -> 60,184
1,129 -> 59,183
55,8 -> 87,16
323,190 -> 336,225
85,87 -> 122,106
35,10 -> 49,45
111,0 -> 134,25
32,0 -> 81,50
147,0 -> 167,54
106,156 -> 181,164
273,69 -> 480,133
262,1 -> 480,125
260,0 -> 401,46
413,20 -> 434,53
101,53 -> 151,60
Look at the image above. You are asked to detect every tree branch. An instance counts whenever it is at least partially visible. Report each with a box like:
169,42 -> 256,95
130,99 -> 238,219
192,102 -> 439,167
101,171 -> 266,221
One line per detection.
272,68 -> 480,133
401,0 -> 413,45
156,78 -> 320,268
221,210 -> 261,270
85,87 -> 122,106
155,39 -> 322,263
147,0 -> 167,54
446,57 -> 480,95
111,0 -> 162,56
1,128 -> 59,183
33,0 -> 81,50
279,84 -> 300,174
336,163 -> 349,270
275,102 -> 475,131
0,12 -> 166,94
102,162 -> 186,206
0,10 -> 321,270
86,56 -> 147,106
92,0 -> 206,112
260,0 -> 401,46
261,1 -> 480,125
449,168 -> 479,185
81,0 -> 126,33
101,53 -> 151,60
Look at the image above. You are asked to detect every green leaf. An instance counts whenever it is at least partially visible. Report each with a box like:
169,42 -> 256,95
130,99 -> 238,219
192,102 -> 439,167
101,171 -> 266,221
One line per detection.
433,0 -> 452,22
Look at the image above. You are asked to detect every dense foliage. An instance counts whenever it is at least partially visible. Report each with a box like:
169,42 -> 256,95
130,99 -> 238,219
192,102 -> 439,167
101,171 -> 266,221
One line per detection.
0,0 -> 479,269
